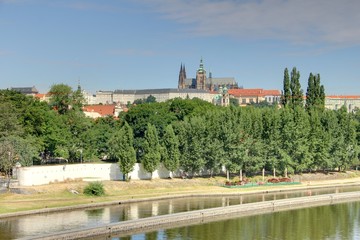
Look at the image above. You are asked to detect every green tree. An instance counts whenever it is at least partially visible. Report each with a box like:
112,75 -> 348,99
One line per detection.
71,84 -> 86,111
203,110 -> 226,177
169,98 -> 216,121
48,84 -> 73,114
306,73 -> 325,111
122,102 -> 176,138
353,109 -> 360,167
142,123 -> 161,179
175,117 -> 206,176
81,116 -> 121,161
281,68 -> 291,107
0,102 -> 23,138
308,109 -> 330,170
108,122 -> 136,180
262,108 -> 282,176
133,98 -> 145,105
330,107 -> 358,171
146,95 -> 156,103
161,124 -> 180,177
0,136 -> 38,188
0,139 -> 16,189
290,67 -> 303,108
10,136 -> 38,167
305,73 -> 315,110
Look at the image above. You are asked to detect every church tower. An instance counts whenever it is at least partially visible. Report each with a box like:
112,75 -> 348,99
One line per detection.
196,58 -> 207,90
178,63 -> 187,89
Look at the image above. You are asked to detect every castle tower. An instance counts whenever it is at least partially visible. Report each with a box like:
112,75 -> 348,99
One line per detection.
196,58 -> 207,90
178,63 -> 187,89
209,72 -> 214,91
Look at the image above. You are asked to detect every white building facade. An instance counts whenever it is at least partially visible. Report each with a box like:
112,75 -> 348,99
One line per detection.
325,96 -> 360,112
95,88 -> 215,105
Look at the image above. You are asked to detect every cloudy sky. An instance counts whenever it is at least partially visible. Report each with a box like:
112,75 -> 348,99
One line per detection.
1,0 -> 359,94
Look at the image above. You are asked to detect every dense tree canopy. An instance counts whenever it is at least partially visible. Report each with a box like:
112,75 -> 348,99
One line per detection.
0,80 -> 359,180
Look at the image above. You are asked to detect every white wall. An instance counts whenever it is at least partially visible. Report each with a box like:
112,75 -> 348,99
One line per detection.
16,163 -> 180,186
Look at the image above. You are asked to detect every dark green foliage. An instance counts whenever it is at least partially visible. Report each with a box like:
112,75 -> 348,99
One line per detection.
161,125 -> 180,175
146,95 -> 156,103
229,98 -> 239,107
169,98 -> 216,120
306,73 -> 325,111
281,68 -> 291,107
1,84 -> 360,180
142,123 -> 161,178
0,101 -> 23,138
290,67 -> 303,108
249,101 -> 273,108
83,181 -> 105,196
48,84 -> 73,114
121,102 -> 177,138
133,95 -> 157,104
108,122 -> 136,180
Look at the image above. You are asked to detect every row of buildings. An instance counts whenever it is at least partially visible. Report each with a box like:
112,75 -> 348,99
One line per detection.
92,59 -> 281,107
10,59 -> 360,117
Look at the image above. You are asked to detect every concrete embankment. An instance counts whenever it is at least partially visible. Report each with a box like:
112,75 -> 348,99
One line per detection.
25,191 -> 360,240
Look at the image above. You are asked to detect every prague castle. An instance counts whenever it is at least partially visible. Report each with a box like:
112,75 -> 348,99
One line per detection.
178,58 -> 239,91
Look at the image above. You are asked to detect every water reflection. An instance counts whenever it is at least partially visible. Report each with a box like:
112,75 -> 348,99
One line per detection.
118,202 -> 360,240
0,186 -> 360,239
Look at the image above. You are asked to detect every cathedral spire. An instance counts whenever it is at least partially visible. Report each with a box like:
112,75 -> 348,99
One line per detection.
198,57 -> 204,73
178,63 -> 186,89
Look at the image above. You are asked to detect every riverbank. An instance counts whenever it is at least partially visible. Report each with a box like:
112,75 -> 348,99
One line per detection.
32,191 -> 360,240
1,171 -> 360,217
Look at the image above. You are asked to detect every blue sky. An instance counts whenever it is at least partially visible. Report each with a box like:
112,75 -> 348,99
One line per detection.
1,0 -> 360,95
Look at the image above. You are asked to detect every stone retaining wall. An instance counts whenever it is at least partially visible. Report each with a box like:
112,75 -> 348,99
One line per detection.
27,191 -> 360,240
16,163 -> 185,186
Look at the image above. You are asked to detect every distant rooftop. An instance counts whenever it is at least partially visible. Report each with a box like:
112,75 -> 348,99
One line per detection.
113,88 -> 209,94
11,86 -> 39,95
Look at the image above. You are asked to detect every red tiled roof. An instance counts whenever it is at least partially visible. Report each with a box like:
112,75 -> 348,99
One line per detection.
35,94 -> 46,99
228,89 -> 263,97
326,95 -> 360,99
262,90 -> 281,96
228,88 -> 281,97
83,105 -> 115,116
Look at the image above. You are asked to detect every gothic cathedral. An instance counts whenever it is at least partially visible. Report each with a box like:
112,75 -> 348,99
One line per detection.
178,58 -> 238,91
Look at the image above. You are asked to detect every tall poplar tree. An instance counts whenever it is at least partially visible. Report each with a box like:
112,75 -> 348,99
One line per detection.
142,123 -> 161,179
315,74 -> 325,110
162,124 -> 180,177
290,67 -> 303,108
305,73 -> 315,110
281,68 -> 291,107
108,122 -> 136,180
308,110 -> 330,170
178,117 -> 206,176
306,73 -> 325,111
262,108 -> 282,176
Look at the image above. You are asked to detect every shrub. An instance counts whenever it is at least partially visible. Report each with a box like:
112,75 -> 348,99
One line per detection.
83,182 -> 105,196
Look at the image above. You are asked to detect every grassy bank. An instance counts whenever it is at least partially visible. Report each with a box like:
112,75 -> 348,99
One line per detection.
1,172 -> 360,216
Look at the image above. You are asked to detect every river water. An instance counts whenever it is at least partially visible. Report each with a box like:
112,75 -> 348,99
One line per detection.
0,186 -> 359,239
118,201 -> 360,240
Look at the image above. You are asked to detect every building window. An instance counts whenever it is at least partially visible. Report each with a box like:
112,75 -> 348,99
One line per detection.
242,99 -> 246,104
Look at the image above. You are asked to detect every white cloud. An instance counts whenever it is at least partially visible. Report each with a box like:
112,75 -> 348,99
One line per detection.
140,0 -> 360,46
